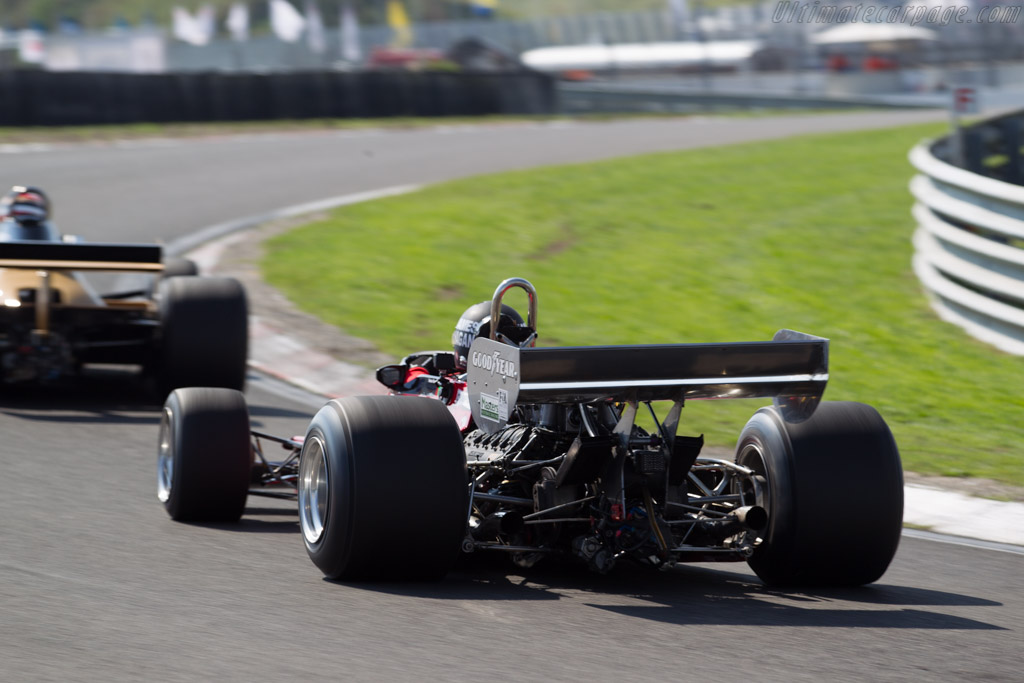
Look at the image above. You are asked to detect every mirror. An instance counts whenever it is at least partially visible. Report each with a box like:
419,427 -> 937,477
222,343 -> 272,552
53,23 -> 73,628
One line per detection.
375,364 -> 405,389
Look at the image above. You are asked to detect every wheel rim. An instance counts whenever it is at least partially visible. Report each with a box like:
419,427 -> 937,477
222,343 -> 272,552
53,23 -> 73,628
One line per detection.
298,436 -> 330,546
737,441 -> 771,535
157,407 -> 174,503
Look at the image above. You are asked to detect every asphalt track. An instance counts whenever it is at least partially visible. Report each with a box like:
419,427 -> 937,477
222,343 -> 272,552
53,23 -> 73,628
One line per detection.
3,112 -> 1023,681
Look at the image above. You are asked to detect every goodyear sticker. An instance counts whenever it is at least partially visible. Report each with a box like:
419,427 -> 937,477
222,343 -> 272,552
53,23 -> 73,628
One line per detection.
467,337 -> 520,435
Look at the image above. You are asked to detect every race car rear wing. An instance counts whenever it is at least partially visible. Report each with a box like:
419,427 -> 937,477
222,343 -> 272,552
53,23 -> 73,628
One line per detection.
0,241 -> 164,272
467,329 -> 829,433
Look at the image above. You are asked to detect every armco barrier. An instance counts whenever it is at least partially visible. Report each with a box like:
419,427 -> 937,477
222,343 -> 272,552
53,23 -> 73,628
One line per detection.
0,69 -> 555,126
557,81 -> 938,113
909,110 -> 1024,355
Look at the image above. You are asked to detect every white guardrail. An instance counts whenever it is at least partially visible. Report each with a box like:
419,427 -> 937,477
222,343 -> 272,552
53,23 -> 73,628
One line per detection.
908,126 -> 1024,356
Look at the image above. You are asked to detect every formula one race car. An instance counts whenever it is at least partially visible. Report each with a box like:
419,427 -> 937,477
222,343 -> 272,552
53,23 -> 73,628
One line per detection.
0,185 -> 247,391
158,277 -> 903,587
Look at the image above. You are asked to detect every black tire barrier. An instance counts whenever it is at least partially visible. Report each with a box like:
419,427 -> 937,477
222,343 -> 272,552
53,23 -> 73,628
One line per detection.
0,69 -> 555,126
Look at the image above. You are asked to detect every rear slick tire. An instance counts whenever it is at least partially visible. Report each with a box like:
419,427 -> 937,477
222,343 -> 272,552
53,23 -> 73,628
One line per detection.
735,401 -> 903,587
298,395 -> 468,581
157,276 -> 248,394
158,387 -> 252,522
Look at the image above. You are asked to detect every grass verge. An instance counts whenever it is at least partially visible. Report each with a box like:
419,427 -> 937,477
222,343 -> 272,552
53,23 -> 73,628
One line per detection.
263,121 -> 1024,486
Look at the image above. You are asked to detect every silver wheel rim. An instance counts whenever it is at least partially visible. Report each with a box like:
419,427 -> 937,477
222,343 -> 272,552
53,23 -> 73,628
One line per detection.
298,436 -> 330,546
738,443 -> 769,505
157,407 -> 173,503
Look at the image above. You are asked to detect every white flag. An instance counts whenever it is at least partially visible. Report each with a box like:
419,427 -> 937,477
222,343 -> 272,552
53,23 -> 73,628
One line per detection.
306,1 -> 326,54
340,2 -> 361,62
172,6 -> 214,45
196,4 -> 216,42
173,6 -> 198,45
226,3 -> 250,42
269,0 -> 306,42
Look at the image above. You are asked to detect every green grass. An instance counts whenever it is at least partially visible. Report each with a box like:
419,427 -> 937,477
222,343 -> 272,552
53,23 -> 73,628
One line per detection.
263,121 -> 1024,486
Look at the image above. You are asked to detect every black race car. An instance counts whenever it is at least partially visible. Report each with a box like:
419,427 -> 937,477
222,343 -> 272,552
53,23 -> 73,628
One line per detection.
157,277 -> 903,587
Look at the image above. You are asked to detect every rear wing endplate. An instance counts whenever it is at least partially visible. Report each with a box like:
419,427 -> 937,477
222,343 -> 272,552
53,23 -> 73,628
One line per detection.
467,330 -> 828,433
0,241 -> 163,272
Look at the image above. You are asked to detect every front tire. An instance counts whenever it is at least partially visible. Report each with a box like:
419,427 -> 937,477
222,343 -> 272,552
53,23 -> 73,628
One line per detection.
736,401 -> 903,586
158,387 -> 252,522
299,395 -> 468,581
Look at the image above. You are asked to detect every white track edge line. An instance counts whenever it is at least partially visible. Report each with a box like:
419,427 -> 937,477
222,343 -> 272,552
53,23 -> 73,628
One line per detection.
167,184 -> 421,256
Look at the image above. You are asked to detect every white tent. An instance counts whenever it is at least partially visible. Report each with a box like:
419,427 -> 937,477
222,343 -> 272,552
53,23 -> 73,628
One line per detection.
809,23 -> 938,45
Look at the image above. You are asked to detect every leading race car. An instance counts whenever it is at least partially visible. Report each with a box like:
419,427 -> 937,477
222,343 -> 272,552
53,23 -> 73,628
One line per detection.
0,185 -> 247,392
157,277 -> 903,587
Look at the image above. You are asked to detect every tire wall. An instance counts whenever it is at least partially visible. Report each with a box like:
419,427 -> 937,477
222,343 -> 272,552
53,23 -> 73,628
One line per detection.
0,69 -> 556,126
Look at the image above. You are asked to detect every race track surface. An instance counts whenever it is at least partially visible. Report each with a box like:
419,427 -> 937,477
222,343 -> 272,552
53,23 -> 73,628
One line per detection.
3,112 -> 1022,681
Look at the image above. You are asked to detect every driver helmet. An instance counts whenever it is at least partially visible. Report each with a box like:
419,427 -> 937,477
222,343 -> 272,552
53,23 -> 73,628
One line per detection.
452,301 -> 532,370
1,186 -> 50,225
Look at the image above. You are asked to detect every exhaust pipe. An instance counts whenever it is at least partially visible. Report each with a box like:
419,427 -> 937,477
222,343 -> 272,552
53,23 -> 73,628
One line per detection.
734,505 -> 768,531
700,505 -> 768,541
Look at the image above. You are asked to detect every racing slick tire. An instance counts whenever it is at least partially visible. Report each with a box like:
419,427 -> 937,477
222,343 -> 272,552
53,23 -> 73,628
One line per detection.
735,401 -> 903,587
298,395 -> 468,581
162,257 -> 200,279
157,276 -> 248,394
158,387 -> 252,522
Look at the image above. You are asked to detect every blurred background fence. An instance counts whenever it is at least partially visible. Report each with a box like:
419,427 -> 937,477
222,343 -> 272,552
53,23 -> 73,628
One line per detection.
3,6 -> 1020,72
0,69 -> 555,125
1,3 -> 1023,121
910,109 -> 1024,355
